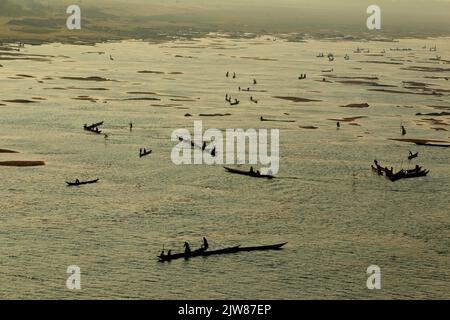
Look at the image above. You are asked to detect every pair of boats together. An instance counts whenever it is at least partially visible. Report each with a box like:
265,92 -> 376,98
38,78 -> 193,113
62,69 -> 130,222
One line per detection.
371,160 -> 429,182
158,240 -> 287,262
83,121 -> 104,134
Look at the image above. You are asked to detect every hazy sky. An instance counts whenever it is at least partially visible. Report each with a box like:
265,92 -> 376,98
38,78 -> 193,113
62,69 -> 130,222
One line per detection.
4,0 -> 450,38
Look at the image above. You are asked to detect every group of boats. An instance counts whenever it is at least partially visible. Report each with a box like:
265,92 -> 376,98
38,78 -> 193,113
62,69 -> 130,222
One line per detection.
225,94 -> 240,106
371,159 -> 429,182
177,136 -> 216,157
158,241 -> 287,262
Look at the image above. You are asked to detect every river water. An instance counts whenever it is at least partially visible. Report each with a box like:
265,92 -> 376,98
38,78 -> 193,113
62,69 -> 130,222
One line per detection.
0,36 -> 449,299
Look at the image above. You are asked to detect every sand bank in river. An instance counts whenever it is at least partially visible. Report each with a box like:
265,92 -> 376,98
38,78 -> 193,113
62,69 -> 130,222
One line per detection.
0,149 -> 19,153
340,103 -> 370,108
273,96 -> 322,103
390,138 -> 449,144
327,116 -> 368,122
0,161 -> 45,167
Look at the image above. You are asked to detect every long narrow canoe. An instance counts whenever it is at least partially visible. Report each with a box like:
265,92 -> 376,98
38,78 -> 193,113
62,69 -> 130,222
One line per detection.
223,166 -> 274,179
66,178 -> 99,186
388,170 -> 429,182
158,242 -> 287,262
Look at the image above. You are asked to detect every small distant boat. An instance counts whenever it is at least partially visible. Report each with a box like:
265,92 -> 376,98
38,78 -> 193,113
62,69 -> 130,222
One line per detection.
408,151 -> 418,160
66,178 -> 99,186
139,149 -> 152,158
388,170 -> 429,182
84,127 -> 102,134
83,121 -> 104,134
158,242 -> 287,262
223,166 -> 274,179
84,121 -> 104,130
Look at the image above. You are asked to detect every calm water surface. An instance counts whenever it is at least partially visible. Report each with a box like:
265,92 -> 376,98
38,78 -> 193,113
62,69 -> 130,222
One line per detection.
0,37 -> 449,299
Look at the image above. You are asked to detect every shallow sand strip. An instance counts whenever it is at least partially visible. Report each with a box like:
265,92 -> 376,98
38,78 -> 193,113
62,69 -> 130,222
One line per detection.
0,161 -> 45,167
0,149 -> 19,153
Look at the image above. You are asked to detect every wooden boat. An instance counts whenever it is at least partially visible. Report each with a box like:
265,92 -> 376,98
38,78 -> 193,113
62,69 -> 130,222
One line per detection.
408,152 -> 418,160
223,166 -> 274,179
139,150 -> 152,158
66,178 -> 99,186
158,242 -> 287,262
388,170 -> 429,182
83,126 -> 102,134
84,121 -> 104,130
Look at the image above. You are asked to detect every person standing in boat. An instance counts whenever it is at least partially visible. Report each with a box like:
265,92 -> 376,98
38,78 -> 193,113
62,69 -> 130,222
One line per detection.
202,237 -> 209,251
184,242 -> 191,255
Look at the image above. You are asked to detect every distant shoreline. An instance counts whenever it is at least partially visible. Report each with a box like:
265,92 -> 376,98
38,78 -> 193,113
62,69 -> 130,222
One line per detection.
1,32 -> 450,47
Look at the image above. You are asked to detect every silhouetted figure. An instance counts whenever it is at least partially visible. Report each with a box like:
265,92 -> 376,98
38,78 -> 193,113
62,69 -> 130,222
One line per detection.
233,72 -> 236,79
401,125 -> 407,136
337,122 -> 340,129
129,122 -> 133,132
253,79 -> 257,85
203,237 -> 209,251
184,242 -> 191,255
249,166 -> 254,174
226,71 -> 229,78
